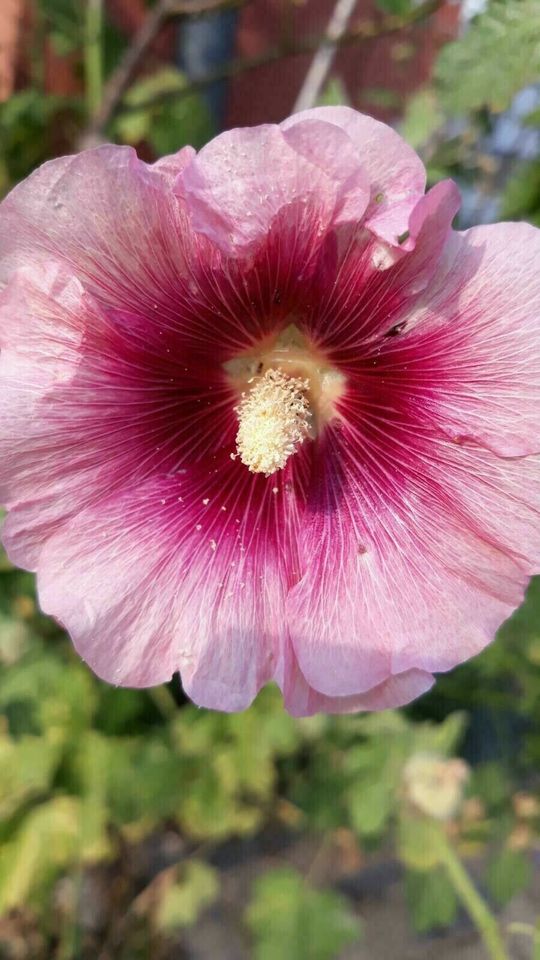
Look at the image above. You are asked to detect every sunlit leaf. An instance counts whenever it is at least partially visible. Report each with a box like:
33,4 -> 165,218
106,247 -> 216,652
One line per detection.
156,860 -> 219,931
400,88 -> 444,149
246,868 -> 361,960
0,797 -> 80,912
436,0 -> 540,113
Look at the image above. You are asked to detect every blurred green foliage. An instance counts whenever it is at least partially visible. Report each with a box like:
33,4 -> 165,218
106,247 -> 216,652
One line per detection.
1,0 -> 540,956
0,546 -> 539,955
113,67 -> 213,155
435,0 -> 540,114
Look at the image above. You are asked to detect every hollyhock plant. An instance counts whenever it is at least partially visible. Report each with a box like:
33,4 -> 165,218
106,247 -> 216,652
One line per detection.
0,107 -> 539,717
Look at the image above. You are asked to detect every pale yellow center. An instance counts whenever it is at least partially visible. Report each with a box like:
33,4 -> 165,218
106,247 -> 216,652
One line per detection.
225,324 -> 345,477
235,368 -> 312,476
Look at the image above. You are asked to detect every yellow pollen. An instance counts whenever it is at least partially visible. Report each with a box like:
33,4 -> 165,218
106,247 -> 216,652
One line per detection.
235,368 -> 312,476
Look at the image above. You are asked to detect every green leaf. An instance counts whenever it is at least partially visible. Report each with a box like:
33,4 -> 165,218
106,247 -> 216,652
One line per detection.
246,868 -> 361,960
0,797 -> 80,912
122,68 -> 189,107
114,67 -> 213,152
344,732 -> 407,837
435,0 -> 540,114
114,108 -> 153,146
487,849 -> 532,906
316,77 -> 350,107
523,106 -> 540,128
400,88 -> 444,149
361,87 -> 401,111
397,816 -> 444,871
412,712 -> 467,757
0,649 -> 97,740
501,160 -> 540,221
76,731 -> 114,861
405,869 -> 459,932
38,0 -> 82,53
0,734 -> 60,819
156,861 -> 219,931
0,614 -> 30,665
347,778 -> 394,837
469,762 -> 512,812
106,735 -> 187,827
374,0 -> 412,13
0,90 -> 80,194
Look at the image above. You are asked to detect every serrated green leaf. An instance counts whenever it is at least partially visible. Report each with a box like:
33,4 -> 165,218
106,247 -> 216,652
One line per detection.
435,0 -> 540,114
246,868 -> 361,960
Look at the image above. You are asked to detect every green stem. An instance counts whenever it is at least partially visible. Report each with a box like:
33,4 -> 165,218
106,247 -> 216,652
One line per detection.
437,831 -> 509,960
535,917 -> 540,960
148,685 -> 177,721
84,0 -> 104,120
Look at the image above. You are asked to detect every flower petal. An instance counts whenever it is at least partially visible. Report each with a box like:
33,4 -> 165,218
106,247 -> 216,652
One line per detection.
0,145 -> 202,316
0,263 -> 101,566
397,222 -> 540,456
281,106 -> 426,244
278,641 -> 434,716
36,463 -> 302,711
0,260 -> 236,569
287,422 -> 539,699
302,179 -> 460,355
175,120 -> 370,254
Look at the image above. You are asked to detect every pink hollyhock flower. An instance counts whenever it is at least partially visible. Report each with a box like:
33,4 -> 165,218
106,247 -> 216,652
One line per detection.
0,107 -> 539,716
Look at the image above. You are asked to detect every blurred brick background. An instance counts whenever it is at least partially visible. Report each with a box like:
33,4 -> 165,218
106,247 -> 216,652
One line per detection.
1,0 -> 459,125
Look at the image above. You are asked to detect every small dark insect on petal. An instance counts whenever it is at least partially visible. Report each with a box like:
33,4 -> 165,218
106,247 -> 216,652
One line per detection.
397,230 -> 410,245
273,289 -> 282,305
385,320 -> 407,337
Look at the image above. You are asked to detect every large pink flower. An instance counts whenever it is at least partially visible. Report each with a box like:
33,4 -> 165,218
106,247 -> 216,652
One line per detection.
1,107 -> 539,716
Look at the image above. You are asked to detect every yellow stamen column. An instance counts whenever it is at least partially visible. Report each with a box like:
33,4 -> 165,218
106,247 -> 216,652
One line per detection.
235,368 -> 312,476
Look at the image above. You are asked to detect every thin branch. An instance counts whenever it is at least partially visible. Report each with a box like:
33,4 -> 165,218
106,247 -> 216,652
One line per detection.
292,0 -> 359,113
84,0 -> 104,119
80,0 -> 246,148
